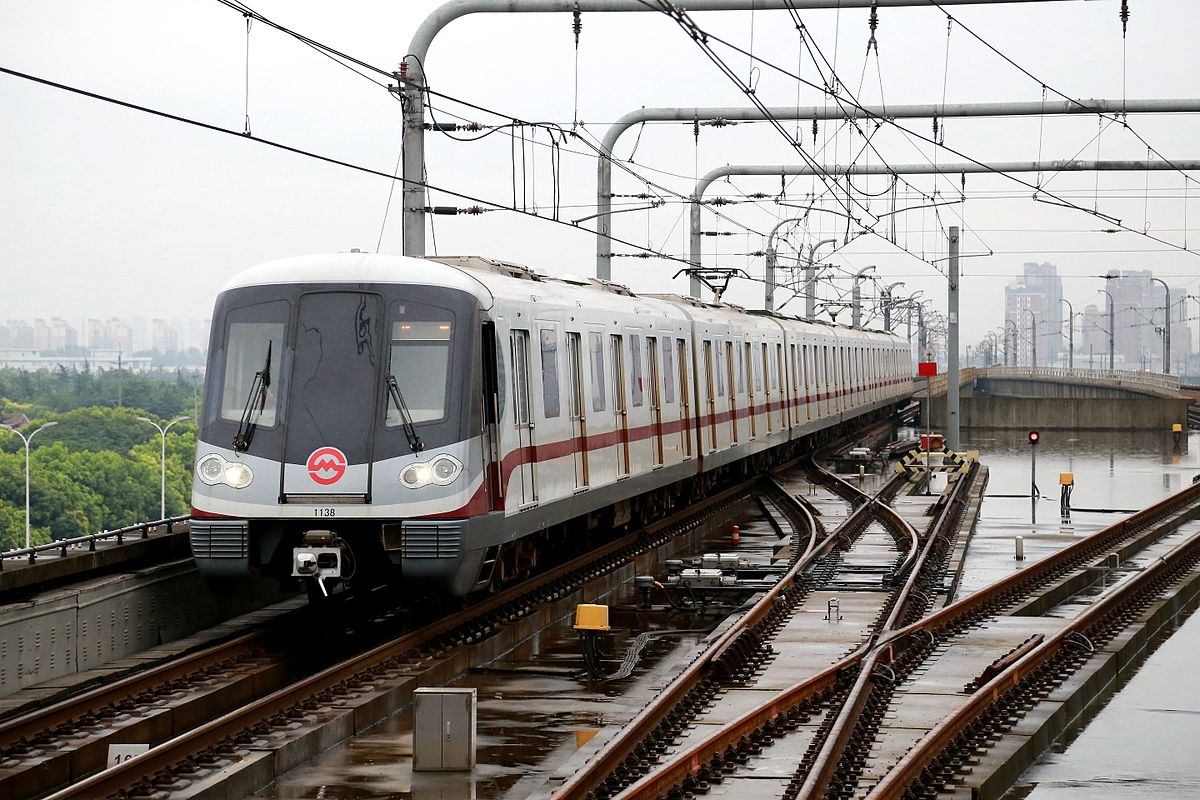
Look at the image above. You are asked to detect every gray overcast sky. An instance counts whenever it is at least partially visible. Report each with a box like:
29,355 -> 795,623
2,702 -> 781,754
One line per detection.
3,0 -> 1200,346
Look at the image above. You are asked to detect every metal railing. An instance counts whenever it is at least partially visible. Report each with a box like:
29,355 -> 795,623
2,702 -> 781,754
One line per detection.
0,515 -> 190,569
978,365 -> 1182,396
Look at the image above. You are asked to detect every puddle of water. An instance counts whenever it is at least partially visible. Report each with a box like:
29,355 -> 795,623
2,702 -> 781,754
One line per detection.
258,496 -> 793,800
1005,595 -> 1200,800
960,429 -> 1200,798
955,430 -> 1200,598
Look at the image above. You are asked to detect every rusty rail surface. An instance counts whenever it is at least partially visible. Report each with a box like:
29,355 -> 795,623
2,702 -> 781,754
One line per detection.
0,629 -> 269,751
40,476 -> 759,800
551,444 -> 915,800
797,460 -> 978,799
616,467 -> 1200,800
604,464 -> 944,800
867,523 -> 1200,799
877,474 -> 1200,652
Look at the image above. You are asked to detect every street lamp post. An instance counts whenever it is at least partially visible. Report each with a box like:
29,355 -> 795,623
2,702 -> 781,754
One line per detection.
1099,287 -> 1116,369
137,416 -> 189,520
1149,277 -> 1171,373
0,421 -> 59,549
1059,298 -> 1074,369
1023,308 -> 1038,368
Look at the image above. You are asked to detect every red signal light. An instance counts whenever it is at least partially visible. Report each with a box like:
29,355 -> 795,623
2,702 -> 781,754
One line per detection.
1028,430 -> 1040,446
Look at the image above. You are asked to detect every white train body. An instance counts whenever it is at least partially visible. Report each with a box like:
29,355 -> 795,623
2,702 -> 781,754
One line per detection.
190,254 -> 913,595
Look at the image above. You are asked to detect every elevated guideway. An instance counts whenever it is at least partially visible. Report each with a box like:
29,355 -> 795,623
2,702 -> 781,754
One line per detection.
924,366 -> 1192,430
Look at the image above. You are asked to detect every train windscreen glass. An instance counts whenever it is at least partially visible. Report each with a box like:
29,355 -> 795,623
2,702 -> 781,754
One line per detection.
219,303 -> 287,427
387,309 -> 453,425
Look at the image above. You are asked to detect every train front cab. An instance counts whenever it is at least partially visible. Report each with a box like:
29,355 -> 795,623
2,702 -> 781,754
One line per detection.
189,263 -> 492,595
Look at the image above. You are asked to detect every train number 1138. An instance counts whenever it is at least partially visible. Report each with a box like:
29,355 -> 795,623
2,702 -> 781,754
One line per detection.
314,508 -> 336,517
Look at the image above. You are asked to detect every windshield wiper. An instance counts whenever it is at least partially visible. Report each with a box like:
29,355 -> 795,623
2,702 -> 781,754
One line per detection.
387,374 -> 424,453
233,340 -> 272,452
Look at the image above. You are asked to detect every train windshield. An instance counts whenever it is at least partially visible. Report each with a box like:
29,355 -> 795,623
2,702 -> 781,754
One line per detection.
387,302 -> 455,425
219,302 -> 288,427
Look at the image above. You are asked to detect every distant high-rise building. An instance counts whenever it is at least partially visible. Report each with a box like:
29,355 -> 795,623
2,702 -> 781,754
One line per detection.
151,319 -> 179,353
31,318 -> 78,351
1004,262 -> 1064,366
84,318 -> 133,353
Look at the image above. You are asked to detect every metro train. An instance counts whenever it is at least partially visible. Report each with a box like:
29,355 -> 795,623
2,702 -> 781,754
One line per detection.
189,253 -> 914,597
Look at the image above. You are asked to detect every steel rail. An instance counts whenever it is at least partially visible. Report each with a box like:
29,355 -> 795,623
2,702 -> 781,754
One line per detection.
797,461 -> 978,799
552,436 -> 915,800
41,477 -> 759,800
876,476 -> 1200,652
618,464 -> 1200,800
0,629 -> 267,751
867,523 -> 1200,799
613,462 -> 976,800
551,473 -> 841,800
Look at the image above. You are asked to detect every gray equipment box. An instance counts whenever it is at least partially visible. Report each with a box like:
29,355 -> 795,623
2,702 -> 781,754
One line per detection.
413,687 -> 477,771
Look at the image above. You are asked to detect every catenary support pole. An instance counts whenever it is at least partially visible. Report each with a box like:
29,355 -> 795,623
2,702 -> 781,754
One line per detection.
403,0 -> 1108,259
1151,277 -> 1171,373
1100,286 -> 1116,369
595,98 -> 1200,281
946,226 -> 960,451
689,160 -> 1200,286
1060,297 -> 1074,369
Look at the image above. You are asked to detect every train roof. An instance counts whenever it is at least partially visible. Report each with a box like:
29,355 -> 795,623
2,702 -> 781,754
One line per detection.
221,253 -> 905,343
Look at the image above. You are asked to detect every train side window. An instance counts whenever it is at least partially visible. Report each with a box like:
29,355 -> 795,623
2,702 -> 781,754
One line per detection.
511,330 -> 531,427
715,340 -> 725,397
589,331 -> 606,412
630,335 -> 644,407
736,343 -> 745,394
539,327 -> 560,418
750,342 -> 761,392
662,336 -> 675,403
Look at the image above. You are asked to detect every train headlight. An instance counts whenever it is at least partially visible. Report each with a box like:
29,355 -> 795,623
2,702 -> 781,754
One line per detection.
196,454 -> 253,489
401,463 -> 433,489
223,462 -> 254,489
198,455 -> 225,485
400,455 -> 462,489
431,455 -> 463,485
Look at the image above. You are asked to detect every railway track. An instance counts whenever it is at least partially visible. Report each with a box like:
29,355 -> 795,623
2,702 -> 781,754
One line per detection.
8,468 -> 763,800
611,462 -> 1200,800
598,452 -> 979,800
549,427 -> 954,800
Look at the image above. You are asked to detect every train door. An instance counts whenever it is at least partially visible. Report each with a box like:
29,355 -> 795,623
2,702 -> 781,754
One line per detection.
647,336 -> 665,467
282,291 -> 381,500
566,332 -> 588,489
726,342 -> 738,443
510,329 -> 537,506
677,338 -> 693,458
802,344 -> 812,421
703,340 -> 716,452
610,334 -> 630,477
481,322 -> 503,506
775,344 -> 787,431
745,342 -> 757,438
762,343 -> 773,433
789,344 -> 800,426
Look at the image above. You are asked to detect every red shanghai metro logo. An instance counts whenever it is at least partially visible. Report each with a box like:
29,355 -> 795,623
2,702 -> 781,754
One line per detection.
306,447 -> 347,486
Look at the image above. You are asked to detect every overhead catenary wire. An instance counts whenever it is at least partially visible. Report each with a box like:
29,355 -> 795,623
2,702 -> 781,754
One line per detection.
678,13 -> 1200,261
0,65 -> 703,268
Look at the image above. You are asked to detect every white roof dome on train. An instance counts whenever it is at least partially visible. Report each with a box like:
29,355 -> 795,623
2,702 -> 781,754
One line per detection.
219,252 -> 492,302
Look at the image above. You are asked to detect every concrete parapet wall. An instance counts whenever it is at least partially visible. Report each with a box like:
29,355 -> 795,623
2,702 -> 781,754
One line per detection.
0,561 -> 293,699
927,396 -> 1191,430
